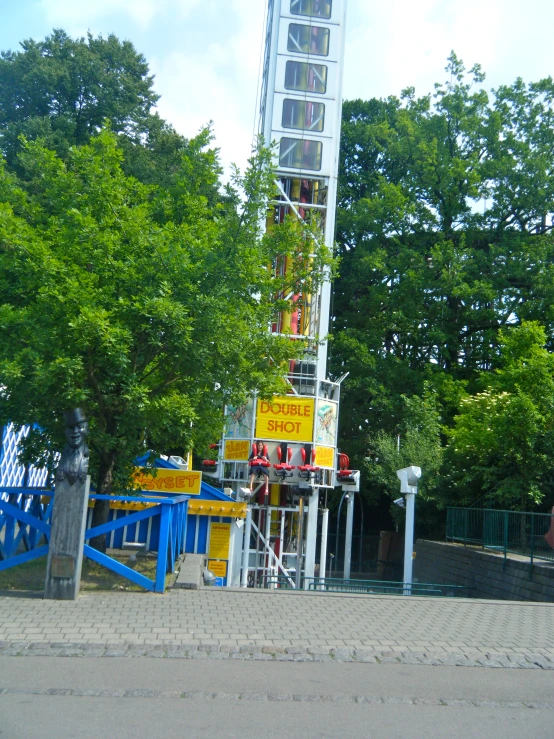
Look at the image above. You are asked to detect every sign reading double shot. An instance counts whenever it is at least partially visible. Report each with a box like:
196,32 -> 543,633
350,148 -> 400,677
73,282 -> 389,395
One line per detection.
255,396 -> 315,442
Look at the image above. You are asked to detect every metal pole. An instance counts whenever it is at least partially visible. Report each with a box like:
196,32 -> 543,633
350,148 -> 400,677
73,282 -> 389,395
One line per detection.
358,495 -> 364,573
264,497 -> 271,587
304,489 -> 319,588
403,491 -> 416,593
295,496 -> 304,590
241,507 -> 252,588
334,491 -> 347,574
529,512 -> 535,576
319,507 -> 329,587
343,492 -> 355,579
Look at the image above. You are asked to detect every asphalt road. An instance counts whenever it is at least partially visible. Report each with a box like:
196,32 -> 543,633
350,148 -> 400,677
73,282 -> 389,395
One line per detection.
1,657 -> 552,738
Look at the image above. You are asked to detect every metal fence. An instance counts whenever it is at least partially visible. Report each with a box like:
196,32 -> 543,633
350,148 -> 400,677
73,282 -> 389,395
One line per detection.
446,507 -> 554,566
325,533 -> 382,575
307,577 -> 473,598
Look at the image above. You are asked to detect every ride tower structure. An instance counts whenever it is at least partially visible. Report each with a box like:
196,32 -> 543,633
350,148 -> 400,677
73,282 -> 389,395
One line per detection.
204,0 -> 357,589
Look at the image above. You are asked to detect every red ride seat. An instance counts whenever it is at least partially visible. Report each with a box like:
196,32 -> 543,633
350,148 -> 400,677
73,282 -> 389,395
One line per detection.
273,445 -> 295,471
337,452 -> 355,480
249,443 -> 271,467
298,446 -> 320,474
202,443 -> 219,469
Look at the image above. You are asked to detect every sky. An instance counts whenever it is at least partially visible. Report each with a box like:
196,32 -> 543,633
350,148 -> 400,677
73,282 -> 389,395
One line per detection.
2,0 -> 554,176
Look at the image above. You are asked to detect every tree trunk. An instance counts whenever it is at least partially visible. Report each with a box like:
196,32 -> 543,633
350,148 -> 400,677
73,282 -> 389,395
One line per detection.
90,455 -> 116,553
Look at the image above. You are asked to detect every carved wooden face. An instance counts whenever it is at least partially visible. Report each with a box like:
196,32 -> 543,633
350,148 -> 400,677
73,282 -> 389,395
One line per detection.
65,422 -> 89,449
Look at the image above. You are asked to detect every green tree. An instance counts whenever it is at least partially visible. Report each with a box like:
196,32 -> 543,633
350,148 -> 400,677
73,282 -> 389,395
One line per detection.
446,322 -> 554,508
0,30 -> 156,165
0,130 -> 330,550
365,391 -> 444,533
331,54 -> 554,510
0,28 -> 193,188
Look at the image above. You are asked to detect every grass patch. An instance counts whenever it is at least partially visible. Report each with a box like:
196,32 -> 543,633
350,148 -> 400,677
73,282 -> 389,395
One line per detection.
0,552 -> 172,592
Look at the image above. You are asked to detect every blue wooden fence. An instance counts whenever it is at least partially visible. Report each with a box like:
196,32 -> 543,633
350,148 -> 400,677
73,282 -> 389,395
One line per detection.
0,487 -> 189,592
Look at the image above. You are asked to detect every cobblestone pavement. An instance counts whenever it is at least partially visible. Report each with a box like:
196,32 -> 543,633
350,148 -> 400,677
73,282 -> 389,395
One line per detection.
1,588 -> 553,668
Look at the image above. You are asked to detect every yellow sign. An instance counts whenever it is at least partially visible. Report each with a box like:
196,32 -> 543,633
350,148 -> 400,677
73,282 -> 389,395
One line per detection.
209,523 -> 231,560
133,468 -> 202,495
255,396 -> 315,442
224,439 -> 250,461
208,559 -> 228,578
315,445 -> 335,469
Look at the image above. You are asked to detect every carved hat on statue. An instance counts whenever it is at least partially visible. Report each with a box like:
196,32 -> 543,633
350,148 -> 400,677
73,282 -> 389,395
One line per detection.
63,408 -> 87,426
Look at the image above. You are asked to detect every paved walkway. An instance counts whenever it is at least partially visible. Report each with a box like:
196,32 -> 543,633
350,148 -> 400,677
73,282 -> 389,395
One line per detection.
1,588 -> 553,668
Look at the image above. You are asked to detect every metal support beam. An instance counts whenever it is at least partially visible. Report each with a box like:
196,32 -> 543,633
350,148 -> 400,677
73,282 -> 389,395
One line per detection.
319,507 -> 329,585
303,488 -> 319,588
295,496 -> 304,590
240,507 -> 252,588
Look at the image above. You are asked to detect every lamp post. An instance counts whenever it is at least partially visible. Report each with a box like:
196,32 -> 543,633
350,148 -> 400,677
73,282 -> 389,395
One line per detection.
396,466 -> 422,593
344,492 -> 355,580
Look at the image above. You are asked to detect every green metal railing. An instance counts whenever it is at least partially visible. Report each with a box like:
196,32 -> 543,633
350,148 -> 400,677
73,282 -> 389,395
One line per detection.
307,577 -> 473,597
446,507 -> 554,566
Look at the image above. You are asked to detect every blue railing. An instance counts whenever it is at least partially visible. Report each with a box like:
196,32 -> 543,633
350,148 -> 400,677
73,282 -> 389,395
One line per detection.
0,487 -> 189,592
446,507 -> 554,566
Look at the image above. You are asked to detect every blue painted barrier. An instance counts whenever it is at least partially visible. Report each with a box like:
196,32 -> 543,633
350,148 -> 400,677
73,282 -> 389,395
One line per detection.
0,488 -> 189,592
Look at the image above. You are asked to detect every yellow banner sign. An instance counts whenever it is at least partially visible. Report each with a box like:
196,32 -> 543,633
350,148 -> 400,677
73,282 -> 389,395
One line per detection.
209,523 -> 231,560
208,559 -> 228,578
133,468 -> 202,495
255,396 -> 314,442
315,445 -> 335,469
224,439 -> 251,461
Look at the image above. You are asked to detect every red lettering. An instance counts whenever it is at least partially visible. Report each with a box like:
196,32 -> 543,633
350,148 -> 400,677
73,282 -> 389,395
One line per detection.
165,477 -> 174,489
261,402 -> 270,413
176,476 -> 186,488
188,474 -> 199,488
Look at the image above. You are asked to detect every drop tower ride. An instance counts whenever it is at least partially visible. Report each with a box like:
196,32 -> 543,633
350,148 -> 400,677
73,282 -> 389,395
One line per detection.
205,0 -> 357,588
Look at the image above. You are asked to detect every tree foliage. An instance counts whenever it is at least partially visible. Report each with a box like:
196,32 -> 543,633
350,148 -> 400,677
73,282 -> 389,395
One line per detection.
0,28 -> 192,187
0,129 -> 328,487
331,53 -> 554,512
445,322 -> 554,507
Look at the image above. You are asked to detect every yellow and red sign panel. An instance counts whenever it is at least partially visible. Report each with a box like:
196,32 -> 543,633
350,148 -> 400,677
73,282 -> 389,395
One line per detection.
315,445 -> 335,469
224,439 -> 250,461
133,468 -> 202,495
255,396 -> 314,442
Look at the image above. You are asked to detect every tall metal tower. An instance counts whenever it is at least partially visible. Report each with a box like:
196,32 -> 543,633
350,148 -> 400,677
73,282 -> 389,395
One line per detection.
206,0 -> 356,588
260,0 -> 347,382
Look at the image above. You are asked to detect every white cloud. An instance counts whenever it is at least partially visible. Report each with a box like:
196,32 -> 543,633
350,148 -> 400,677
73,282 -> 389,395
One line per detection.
23,0 -> 554,177
344,0 -> 554,102
150,1 -> 266,177
38,0 -> 201,33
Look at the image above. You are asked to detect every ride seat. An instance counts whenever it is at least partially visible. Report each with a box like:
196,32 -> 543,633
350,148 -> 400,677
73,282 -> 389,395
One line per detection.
248,443 -> 271,467
273,444 -> 295,471
298,446 -> 320,475
202,443 -> 219,469
337,452 -> 355,481
274,444 -> 295,480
